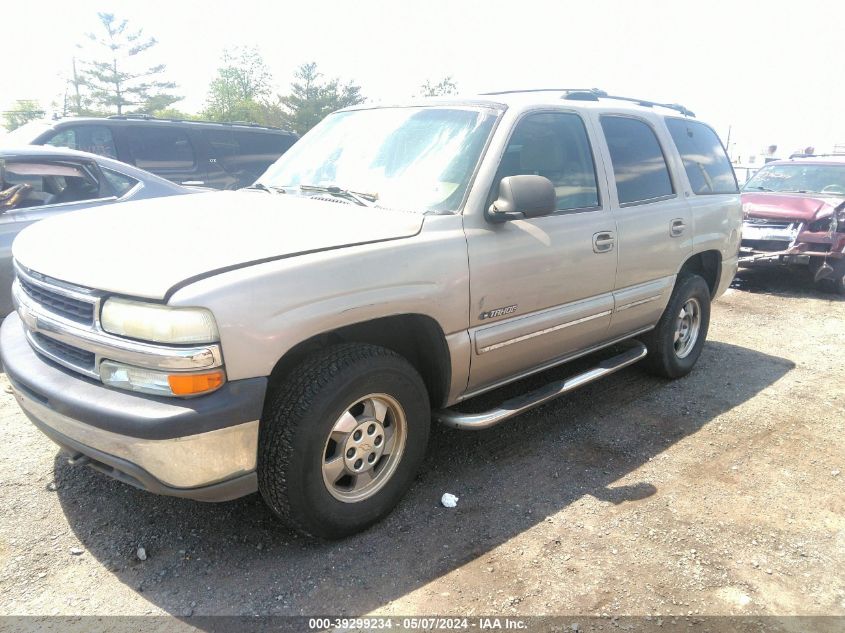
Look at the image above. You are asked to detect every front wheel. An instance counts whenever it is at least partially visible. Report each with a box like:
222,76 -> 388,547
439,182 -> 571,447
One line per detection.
640,274 -> 711,379
815,259 -> 845,296
258,344 -> 431,539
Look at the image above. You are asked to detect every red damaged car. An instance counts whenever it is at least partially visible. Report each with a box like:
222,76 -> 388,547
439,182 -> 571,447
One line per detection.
740,155 -> 845,294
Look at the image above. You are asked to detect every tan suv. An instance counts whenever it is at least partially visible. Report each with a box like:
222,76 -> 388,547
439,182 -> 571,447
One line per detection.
1,89 -> 741,538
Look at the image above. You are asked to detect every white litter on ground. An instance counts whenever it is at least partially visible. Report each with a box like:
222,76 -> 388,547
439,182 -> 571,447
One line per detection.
441,493 -> 459,508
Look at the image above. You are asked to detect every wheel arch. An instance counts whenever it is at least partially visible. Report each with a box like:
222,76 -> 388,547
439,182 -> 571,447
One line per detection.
266,314 -> 452,409
678,250 -> 721,297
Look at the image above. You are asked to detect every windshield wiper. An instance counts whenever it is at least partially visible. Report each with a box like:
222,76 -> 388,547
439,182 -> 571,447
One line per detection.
244,182 -> 287,194
745,185 -> 774,192
299,184 -> 377,206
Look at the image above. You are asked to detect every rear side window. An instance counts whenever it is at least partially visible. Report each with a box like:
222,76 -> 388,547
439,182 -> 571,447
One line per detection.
101,168 -> 138,197
601,116 -> 674,205
45,125 -> 117,159
126,127 -> 195,171
665,119 -> 738,194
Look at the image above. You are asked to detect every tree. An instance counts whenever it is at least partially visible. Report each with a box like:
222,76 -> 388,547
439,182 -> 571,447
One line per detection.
79,12 -> 182,115
203,47 -> 273,122
420,76 -> 458,97
278,62 -> 365,135
2,100 -> 45,132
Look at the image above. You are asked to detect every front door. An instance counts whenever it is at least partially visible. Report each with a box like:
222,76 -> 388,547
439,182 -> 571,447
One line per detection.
464,110 -> 618,393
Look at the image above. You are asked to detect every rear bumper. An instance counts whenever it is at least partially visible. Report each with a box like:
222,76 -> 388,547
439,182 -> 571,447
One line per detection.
1,313 -> 267,501
714,254 -> 739,298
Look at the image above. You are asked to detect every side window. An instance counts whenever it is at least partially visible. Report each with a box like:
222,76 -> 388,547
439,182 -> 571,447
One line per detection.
497,112 -> 600,211
101,168 -> 139,197
125,127 -> 195,171
1,161 -> 100,210
665,119 -> 738,194
45,126 -> 117,159
202,129 -> 239,172
600,116 -> 674,205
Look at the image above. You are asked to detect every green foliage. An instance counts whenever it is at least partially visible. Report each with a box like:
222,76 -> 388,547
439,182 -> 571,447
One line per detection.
202,55 -> 364,135
420,76 -> 458,97
151,108 -> 203,121
2,100 -> 45,132
79,12 -> 182,115
278,62 -> 365,135
203,47 -> 273,123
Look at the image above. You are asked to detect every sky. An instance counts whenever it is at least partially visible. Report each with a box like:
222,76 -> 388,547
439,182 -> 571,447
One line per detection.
3,0 -> 844,162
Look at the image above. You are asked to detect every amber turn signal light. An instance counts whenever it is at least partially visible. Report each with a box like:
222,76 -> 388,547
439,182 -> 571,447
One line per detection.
167,370 -> 226,396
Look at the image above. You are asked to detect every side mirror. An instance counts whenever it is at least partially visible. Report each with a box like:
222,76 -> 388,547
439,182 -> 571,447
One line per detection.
487,175 -> 556,223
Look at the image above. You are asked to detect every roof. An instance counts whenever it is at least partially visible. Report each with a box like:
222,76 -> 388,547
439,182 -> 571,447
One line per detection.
343,89 -> 696,118
767,155 -> 845,166
25,116 -> 296,135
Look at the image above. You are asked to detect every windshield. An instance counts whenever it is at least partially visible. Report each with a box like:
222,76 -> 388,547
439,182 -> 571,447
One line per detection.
257,106 -> 498,212
1,120 -> 54,145
743,162 -> 845,196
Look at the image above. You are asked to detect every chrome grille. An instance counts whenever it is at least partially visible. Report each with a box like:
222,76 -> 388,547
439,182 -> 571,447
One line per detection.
31,332 -> 96,372
743,218 -> 794,230
18,275 -> 95,325
12,261 -> 224,386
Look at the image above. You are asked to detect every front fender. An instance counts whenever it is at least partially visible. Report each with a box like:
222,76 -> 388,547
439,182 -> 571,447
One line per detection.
168,215 -> 470,382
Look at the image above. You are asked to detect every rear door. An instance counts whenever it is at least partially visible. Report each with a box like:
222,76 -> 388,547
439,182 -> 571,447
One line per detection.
124,125 -> 206,186
591,113 -> 692,337
200,128 -> 239,189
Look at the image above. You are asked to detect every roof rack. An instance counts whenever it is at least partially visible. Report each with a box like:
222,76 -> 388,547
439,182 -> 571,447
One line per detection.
479,88 -> 695,117
104,114 -> 289,131
480,88 -> 600,96
560,89 -> 695,117
789,153 -> 845,159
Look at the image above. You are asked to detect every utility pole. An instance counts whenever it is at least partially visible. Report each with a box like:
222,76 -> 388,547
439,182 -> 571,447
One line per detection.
725,125 -> 732,161
71,57 -> 83,115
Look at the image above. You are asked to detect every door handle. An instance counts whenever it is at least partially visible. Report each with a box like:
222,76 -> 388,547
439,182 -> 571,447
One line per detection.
592,231 -> 615,253
181,180 -> 206,186
670,219 -> 687,237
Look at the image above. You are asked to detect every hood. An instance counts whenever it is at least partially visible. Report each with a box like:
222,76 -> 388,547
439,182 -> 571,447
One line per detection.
13,191 -> 424,300
741,192 -> 845,222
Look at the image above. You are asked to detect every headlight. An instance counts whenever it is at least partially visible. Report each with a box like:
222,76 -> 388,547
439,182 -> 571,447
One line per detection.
101,298 -> 219,344
100,361 -> 225,397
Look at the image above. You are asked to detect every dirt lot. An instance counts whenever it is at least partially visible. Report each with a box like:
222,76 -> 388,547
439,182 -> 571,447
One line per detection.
0,265 -> 843,628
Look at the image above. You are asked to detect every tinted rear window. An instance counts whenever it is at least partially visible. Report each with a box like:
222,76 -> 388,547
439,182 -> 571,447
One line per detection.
126,127 -> 195,171
601,116 -> 674,205
666,119 -> 738,194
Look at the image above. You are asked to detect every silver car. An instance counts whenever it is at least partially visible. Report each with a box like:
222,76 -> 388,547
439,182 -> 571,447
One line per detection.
0,146 -> 194,315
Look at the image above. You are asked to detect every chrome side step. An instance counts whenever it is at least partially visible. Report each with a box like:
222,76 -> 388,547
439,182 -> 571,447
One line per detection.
434,341 -> 648,430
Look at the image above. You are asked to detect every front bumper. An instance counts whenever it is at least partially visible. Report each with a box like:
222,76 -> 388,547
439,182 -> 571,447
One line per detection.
1,313 -> 267,501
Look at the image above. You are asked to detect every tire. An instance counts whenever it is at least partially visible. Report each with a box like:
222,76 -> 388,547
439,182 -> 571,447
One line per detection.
258,343 -> 431,539
815,259 -> 845,296
640,274 -> 711,379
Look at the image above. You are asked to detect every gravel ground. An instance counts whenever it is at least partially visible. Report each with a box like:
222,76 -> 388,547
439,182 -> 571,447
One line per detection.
0,264 -> 843,627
